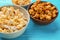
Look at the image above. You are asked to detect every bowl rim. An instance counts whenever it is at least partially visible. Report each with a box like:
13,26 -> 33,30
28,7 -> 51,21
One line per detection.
27,1 -> 59,23
0,5 -> 30,34
12,0 -> 32,7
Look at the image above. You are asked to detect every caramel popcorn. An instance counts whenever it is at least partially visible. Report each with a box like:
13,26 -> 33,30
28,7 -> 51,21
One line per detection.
29,1 -> 58,21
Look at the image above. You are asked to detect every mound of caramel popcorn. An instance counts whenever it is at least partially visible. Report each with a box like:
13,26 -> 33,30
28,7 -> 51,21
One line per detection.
0,6 -> 27,33
12,0 -> 30,6
29,1 -> 58,21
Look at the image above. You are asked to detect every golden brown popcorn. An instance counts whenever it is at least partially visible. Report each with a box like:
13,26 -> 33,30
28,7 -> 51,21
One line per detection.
29,9 -> 35,16
33,13 -> 40,19
45,15 -> 51,20
40,14 -> 45,20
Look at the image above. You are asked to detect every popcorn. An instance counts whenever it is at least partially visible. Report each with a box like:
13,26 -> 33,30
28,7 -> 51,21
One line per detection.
0,6 -> 27,33
29,1 -> 58,21
12,0 -> 30,6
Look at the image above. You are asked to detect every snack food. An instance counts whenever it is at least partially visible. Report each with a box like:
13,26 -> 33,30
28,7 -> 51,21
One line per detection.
29,1 -> 58,21
0,6 -> 27,33
12,0 -> 31,6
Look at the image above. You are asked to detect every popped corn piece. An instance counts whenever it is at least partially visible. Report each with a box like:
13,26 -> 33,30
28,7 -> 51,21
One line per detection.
46,15 -> 51,20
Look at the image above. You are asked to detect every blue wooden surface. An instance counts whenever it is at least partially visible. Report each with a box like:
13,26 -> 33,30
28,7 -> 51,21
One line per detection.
0,0 -> 60,40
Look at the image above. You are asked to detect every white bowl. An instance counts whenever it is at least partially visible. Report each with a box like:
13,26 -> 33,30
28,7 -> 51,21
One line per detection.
0,5 -> 30,39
